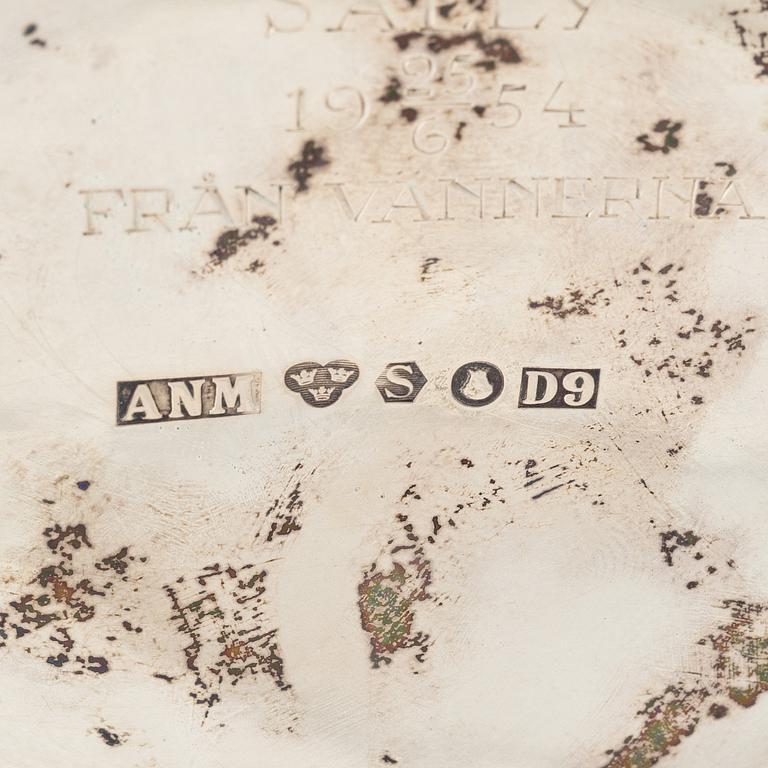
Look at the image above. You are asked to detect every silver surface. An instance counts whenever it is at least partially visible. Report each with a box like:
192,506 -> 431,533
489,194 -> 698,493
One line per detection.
1,2 -> 768,766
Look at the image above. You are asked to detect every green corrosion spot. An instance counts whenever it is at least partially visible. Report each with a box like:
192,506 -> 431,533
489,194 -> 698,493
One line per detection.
647,721 -> 670,752
728,686 -> 759,708
358,564 -> 417,654
365,582 -> 412,648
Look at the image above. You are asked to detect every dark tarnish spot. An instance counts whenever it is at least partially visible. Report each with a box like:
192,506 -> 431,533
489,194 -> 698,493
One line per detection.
23,23 -> 46,47
729,8 -> 768,78
0,523 -> 145,676
393,31 -> 423,51
529,260 -> 756,414
164,465 -> 312,720
87,655 -> 109,673
392,30 -> 521,65
604,601 -> 768,766
472,105 -> 487,117
400,107 -> 419,123
165,564 -> 291,720
601,684 -> 710,768
709,601 -> 768,709
438,2 -> 457,18
44,524 -> 92,556
431,32 -> 521,63
261,475 -> 305,544
287,140 -> 330,194
636,119 -> 683,154
695,181 -> 714,217
359,470 -> 509,668
420,257 -> 440,281
95,546 -> 132,575
380,76 -> 403,103
695,160 -> 738,217
530,483 -> 565,500
660,529 -> 700,566
97,728 -> 121,747
528,287 -> 609,319
454,121 -> 467,140
382,755 -> 398,764
208,216 -> 277,267
715,161 -> 737,177
76,480 -> 91,491
708,703 -> 728,719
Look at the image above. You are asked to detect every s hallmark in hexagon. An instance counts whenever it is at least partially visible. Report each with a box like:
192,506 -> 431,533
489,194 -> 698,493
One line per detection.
375,362 -> 428,403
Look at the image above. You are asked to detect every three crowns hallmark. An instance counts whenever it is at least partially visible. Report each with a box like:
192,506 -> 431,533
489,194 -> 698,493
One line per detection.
284,360 -> 360,408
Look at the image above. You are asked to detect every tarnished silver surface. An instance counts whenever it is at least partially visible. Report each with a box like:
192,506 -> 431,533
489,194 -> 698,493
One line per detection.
2,1 -> 768,766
